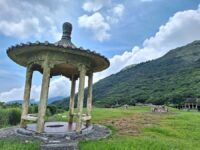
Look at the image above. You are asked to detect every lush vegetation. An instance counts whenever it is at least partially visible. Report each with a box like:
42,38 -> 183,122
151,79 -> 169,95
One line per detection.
80,107 -> 200,150
0,102 -> 63,128
90,41 -> 200,107
0,103 -> 21,128
1,106 -> 200,150
53,41 -> 200,108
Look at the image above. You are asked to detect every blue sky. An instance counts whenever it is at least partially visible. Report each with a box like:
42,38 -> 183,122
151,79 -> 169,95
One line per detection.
0,0 -> 200,101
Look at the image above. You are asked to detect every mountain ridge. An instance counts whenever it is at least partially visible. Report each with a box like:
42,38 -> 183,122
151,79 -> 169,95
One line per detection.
5,96 -> 64,105
53,40 -> 200,108
91,40 -> 200,107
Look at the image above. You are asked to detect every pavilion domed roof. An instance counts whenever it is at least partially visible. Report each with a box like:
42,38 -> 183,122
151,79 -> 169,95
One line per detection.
7,22 -> 110,75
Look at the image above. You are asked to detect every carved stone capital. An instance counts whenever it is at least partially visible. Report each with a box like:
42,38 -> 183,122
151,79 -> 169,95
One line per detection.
77,64 -> 87,73
41,60 -> 55,69
26,63 -> 34,71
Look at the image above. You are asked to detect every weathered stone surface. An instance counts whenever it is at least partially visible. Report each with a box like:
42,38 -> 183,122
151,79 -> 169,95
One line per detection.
76,65 -> 86,132
17,128 -> 33,136
0,124 -> 111,150
20,66 -> 33,128
37,65 -> 51,133
69,77 -> 76,124
0,127 -> 16,138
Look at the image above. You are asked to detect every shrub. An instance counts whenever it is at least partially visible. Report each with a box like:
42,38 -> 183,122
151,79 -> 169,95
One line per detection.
57,109 -> 65,114
47,105 -> 57,115
28,105 -> 38,114
129,99 -> 136,106
197,105 -> 200,112
33,105 -> 38,113
8,109 -> 21,125
0,109 -> 9,128
46,108 -> 52,117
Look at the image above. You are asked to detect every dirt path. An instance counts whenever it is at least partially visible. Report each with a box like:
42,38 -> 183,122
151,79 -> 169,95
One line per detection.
102,112 -> 167,136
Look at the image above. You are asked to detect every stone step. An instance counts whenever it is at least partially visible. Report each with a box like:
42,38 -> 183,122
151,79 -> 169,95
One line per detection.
41,142 -> 78,150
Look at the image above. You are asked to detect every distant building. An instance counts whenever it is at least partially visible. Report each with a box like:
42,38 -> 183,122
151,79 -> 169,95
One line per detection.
176,98 -> 199,110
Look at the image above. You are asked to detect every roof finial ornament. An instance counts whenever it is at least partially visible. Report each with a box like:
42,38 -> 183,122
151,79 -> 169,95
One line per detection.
55,22 -> 76,48
62,22 -> 72,40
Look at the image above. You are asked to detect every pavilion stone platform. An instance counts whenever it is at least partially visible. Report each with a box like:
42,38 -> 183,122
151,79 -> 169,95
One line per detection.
25,122 -> 87,135
16,123 -> 111,150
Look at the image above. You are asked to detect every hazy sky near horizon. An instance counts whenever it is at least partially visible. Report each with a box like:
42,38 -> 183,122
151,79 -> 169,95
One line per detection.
0,0 -> 200,102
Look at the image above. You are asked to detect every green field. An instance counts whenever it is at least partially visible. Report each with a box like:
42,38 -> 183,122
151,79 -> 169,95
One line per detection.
1,106 -> 200,150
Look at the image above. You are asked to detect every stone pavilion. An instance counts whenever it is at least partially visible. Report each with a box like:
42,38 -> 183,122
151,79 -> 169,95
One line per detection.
7,22 -> 110,133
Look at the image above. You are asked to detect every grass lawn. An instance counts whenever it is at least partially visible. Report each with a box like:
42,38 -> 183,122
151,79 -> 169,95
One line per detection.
49,106 -> 150,122
80,108 -> 200,150
0,138 -> 40,150
1,106 -> 200,150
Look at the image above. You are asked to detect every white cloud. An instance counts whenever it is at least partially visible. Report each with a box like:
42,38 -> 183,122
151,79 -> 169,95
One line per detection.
1,5 -> 200,102
106,4 -> 125,24
0,18 -> 41,39
80,1 -> 124,41
78,12 -> 111,42
94,5 -> 200,81
82,1 -> 103,12
82,0 -> 112,12
0,87 -> 24,102
0,76 -> 71,102
0,75 -> 89,102
48,77 -> 71,99
0,0 -> 69,40
112,4 -> 125,18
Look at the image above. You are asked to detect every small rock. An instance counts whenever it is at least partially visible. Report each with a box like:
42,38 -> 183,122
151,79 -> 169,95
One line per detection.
34,136 -> 48,141
65,136 -> 71,140
48,140 -> 61,143
25,140 -> 29,143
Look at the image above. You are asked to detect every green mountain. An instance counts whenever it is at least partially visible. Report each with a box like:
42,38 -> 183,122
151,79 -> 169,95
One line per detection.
53,41 -> 200,108
92,41 -> 200,107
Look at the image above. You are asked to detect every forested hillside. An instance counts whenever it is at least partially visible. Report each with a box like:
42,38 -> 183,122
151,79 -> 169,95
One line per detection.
92,41 -> 200,107
54,41 -> 200,108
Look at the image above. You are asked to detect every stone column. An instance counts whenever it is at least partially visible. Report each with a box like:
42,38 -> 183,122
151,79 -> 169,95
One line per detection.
76,65 -> 86,132
86,72 -> 93,127
36,65 -> 51,133
20,66 -> 33,128
68,76 -> 76,124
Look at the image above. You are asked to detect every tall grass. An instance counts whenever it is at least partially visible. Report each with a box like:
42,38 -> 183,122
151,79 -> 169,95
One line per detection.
0,109 -> 9,128
0,108 -> 21,128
